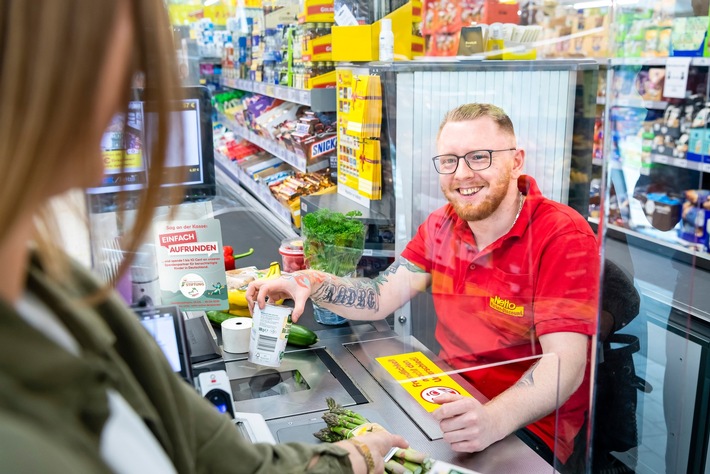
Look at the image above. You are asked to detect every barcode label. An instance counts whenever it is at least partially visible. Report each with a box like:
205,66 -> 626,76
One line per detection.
257,335 -> 278,352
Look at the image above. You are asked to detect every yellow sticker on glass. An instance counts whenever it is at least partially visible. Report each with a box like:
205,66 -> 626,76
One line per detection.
376,351 -> 473,412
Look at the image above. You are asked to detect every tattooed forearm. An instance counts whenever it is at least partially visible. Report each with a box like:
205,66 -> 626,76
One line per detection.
312,278 -> 380,312
399,257 -> 427,273
372,257 -> 426,292
515,361 -> 540,389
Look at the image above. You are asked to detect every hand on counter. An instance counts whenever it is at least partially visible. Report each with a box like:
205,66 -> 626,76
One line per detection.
432,393 -> 504,453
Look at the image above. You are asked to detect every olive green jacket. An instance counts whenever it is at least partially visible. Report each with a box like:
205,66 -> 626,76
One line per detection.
0,256 -> 352,473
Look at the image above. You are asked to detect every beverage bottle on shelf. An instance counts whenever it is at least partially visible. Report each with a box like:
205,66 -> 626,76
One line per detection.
379,18 -> 394,62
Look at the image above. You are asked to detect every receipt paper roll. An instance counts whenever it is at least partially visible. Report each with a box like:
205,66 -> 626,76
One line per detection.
221,317 -> 253,353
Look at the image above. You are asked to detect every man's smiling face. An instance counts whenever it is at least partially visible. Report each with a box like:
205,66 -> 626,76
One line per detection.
437,117 -> 520,222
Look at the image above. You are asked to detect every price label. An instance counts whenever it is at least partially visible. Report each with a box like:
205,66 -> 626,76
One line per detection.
363,249 -> 373,256
654,155 -> 669,164
702,163 -> 710,173
664,58 -> 691,99
265,85 -> 275,97
673,158 -> 688,168
298,90 -> 309,104
287,88 -> 297,102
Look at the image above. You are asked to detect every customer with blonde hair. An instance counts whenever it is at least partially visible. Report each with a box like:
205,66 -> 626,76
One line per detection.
0,1 -> 405,472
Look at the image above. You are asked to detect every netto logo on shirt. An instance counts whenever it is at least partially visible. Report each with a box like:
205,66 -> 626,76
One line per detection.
489,295 -> 524,317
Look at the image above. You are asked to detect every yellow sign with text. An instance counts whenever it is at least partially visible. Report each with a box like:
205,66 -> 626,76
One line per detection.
102,150 -> 143,171
376,351 -> 473,412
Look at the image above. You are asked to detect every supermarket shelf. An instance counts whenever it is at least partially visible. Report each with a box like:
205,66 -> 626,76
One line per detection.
612,97 -> 668,109
361,248 -> 397,258
221,77 -> 337,111
604,218 -> 710,269
215,151 -> 293,227
610,57 -> 710,67
218,112 -> 330,173
592,218 -> 710,268
650,153 -> 710,172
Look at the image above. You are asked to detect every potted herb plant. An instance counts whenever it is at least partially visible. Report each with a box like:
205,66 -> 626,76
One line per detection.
301,209 -> 366,325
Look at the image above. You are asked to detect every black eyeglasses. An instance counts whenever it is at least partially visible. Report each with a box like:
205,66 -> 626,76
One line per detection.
432,148 -> 516,174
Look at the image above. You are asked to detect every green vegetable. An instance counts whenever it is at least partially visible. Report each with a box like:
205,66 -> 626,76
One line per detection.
287,323 -> 318,347
326,397 -> 369,424
394,448 -> 429,465
313,428 -> 341,443
322,413 -> 362,431
313,398 -> 371,442
385,460 -> 413,474
205,310 -> 234,325
397,459 -> 422,474
389,448 -> 432,473
314,398 -> 434,474
301,209 -> 366,276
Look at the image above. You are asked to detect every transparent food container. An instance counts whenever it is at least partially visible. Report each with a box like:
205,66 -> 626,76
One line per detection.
279,238 -> 306,273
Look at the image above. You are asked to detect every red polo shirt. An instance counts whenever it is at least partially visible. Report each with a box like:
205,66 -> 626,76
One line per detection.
401,175 -> 599,463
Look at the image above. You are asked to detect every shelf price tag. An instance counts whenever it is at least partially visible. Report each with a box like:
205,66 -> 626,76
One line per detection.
702,163 -> 710,173
287,87 -> 297,102
664,58 -> 691,99
673,157 -> 688,168
654,155 -> 670,164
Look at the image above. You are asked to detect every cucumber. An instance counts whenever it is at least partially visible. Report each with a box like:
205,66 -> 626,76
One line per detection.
287,323 -> 319,347
205,310 -> 234,325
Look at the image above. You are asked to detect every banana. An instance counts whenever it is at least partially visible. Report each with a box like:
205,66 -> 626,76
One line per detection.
228,287 -> 249,308
266,261 -> 281,278
228,306 -> 252,317
228,262 -> 283,310
265,262 -> 284,305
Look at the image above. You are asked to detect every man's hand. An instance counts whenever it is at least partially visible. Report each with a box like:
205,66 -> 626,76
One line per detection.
432,394 -> 504,453
246,271 -> 327,322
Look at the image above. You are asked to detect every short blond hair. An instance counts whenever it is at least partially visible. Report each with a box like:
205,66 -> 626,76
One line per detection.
438,103 -> 515,139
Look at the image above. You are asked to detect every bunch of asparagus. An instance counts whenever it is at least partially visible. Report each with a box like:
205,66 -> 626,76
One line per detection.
384,448 -> 433,474
313,398 -> 434,474
313,397 -> 370,442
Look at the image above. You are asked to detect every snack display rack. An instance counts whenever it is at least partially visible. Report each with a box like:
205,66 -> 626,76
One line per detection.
221,77 -> 336,110
215,150 -> 294,226
598,56 -> 710,266
217,112 -> 331,174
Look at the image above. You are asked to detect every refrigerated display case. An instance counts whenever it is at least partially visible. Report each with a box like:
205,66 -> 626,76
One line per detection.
594,3 -> 710,472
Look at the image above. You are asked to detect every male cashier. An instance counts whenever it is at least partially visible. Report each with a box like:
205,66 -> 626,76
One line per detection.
248,103 -> 599,469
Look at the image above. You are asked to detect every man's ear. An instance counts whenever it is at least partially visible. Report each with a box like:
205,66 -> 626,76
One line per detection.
511,148 -> 525,177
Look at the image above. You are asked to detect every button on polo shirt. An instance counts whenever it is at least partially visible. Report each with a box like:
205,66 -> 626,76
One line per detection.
401,176 -> 599,462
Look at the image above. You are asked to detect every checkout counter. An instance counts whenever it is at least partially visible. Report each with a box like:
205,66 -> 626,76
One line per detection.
184,173 -> 561,473
193,315 -> 559,473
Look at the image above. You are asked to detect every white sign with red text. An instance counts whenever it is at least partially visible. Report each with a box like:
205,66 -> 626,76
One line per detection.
155,219 -> 228,311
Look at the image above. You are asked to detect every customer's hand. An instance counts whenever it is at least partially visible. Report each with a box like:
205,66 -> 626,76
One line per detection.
432,393 -> 503,453
335,431 -> 409,474
246,270 -> 326,322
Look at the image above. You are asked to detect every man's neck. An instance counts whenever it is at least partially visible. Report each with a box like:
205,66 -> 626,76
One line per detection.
468,192 -> 523,250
